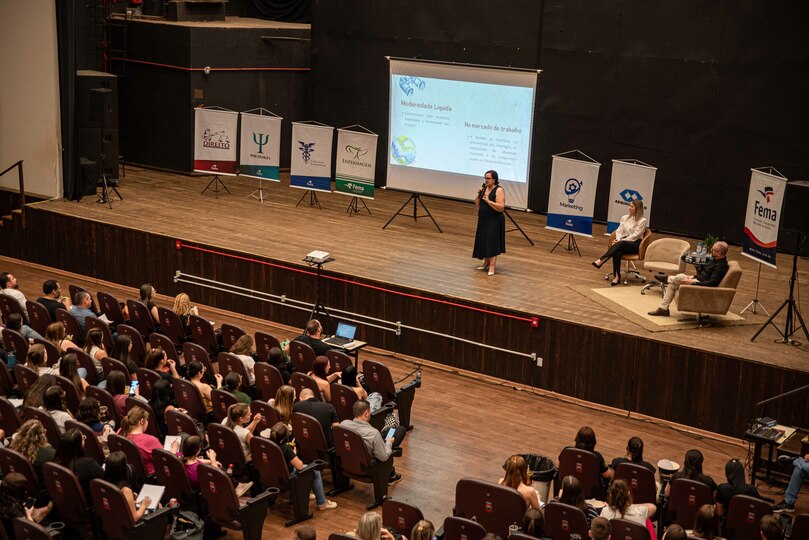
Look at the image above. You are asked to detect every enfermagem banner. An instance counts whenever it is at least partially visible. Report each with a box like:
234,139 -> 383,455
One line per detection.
606,159 -> 657,233
239,113 -> 282,181
742,169 -> 787,268
335,129 -> 378,199
193,108 -> 238,175
290,122 -> 334,192
546,155 -> 600,237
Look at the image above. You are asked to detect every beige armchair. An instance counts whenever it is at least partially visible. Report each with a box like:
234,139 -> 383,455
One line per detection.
640,238 -> 691,295
676,261 -> 743,324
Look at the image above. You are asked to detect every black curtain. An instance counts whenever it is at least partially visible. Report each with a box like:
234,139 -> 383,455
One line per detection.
244,0 -> 310,22
56,0 -> 78,199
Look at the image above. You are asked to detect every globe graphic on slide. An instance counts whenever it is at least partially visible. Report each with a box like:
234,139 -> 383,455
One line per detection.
391,136 -> 417,165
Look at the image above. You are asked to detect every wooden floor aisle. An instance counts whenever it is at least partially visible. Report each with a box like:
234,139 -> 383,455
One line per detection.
2,257 -> 806,539
28,166 -> 809,372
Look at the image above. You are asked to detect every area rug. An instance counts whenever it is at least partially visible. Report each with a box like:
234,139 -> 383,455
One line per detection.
570,284 -> 758,332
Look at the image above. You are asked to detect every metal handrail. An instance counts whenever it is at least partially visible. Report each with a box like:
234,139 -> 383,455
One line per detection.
0,160 -> 25,228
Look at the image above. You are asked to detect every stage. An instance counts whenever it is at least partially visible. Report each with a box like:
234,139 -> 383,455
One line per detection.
5,166 -> 809,437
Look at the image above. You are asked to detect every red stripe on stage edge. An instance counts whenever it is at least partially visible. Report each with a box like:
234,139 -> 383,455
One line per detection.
175,242 -> 536,324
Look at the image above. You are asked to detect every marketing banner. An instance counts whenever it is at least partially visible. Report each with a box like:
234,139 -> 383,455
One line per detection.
742,168 -> 787,268
335,129 -> 378,199
193,108 -> 238,175
546,154 -> 601,237
290,122 -> 334,192
239,112 -> 282,181
606,159 -> 657,233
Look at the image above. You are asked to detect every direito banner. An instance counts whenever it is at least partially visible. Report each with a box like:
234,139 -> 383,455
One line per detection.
742,169 -> 787,268
606,159 -> 657,233
193,108 -> 238,175
335,129 -> 378,199
546,154 -> 601,237
239,113 -> 282,181
290,122 -> 334,192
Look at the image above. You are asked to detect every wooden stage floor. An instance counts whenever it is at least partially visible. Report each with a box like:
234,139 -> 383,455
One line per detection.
30,167 -> 809,371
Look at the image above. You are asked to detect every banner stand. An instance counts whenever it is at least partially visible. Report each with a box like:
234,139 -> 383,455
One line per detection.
546,149 -> 601,257
740,263 -> 769,316
346,196 -> 371,216
336,124 -> 377,217
242,108 -> 282,204
383,193 -> 443,233
296,190 -> 322,210
290,120 -> 334,210
550,233 -> 580,256
195,106 -> 237,197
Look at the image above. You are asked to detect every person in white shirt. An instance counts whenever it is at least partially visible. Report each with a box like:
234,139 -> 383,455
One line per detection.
599,478 -> 657,527
0,272 -> 28,319
592,199 -> 648,286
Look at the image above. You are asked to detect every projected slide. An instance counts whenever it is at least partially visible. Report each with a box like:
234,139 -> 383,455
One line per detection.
387,59 -> 539,209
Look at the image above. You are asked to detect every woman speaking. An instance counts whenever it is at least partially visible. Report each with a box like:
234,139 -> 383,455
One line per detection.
473,170 -> 506,276
592,199 -> 647,285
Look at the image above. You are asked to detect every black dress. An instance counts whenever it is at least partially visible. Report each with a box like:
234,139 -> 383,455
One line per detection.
473,186 -> 506,259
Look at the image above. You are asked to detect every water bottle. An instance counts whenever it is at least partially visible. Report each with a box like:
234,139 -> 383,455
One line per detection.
696,241 -> 703,258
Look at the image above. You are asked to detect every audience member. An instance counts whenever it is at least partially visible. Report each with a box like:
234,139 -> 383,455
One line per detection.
481,534 -> 502,540
270,422 -> 337,510
499,454 -> 542,510
45,321 -> 78,352
221,403 -> 262,461
772,452 -> 809,513
229,335 -> 257,385
22,374 -> 56,409
25,344 -> 55,375
148,378 -> 175,437
758,514 -> 783,540
271,385 -> 296,427
661,524 -> 687,540
556,475 -> 600,528
294,524 -> 317,540
187,361 -> 222,413
355,511 -> 396,540
59,353 -> 88,395
42,385 -> 74,435
104,451 -> 151,521
110,334 -> 133,367
521,508 -> 544,539
83,328 -> 107,377
0,472 -> 52,537
688,504 -> 720,539
36,279 -> 70,320
9,419 -> 55,487
6,313 -> 41,341
341,364 -> 367,400
144,347 -> 179,380
268,346 -> 291,384
107,370 -> 135,419
290,319 -> 332,356
77,396 -> 114,434
139,283 -> 160,324
590,516 -> 611,540
600,479 -> 656,540
223,372 -> 251,404
715,458 -> 761,517
120,406 -> 176,475
172,292 -> 198,334
53,428 -> 104,501
309,356 -> 341,402
0,272 -> 28,318
340,399 -> 405,484
666,449 -> 717,497
560,426 -> 613,486
181,435 -> 219,489
70,290 -> 96,332
649,241 -> 729,317
610,436 -> 655,473
293,388 -> 339,446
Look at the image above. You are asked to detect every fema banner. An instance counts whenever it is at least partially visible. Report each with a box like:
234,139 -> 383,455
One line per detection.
335,129 -> 377,199
290,122 -> 334,192
546,155 -> 600,237
742,169 -> 787,268
193,108 -> 238,175
239,113 -> 282,181
606,160 -> 657,233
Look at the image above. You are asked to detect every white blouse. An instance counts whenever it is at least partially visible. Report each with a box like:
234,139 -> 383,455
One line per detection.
616,215 -> 647,242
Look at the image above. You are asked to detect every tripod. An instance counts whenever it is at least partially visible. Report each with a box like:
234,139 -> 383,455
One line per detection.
305,257 -> 335,328
504,209 -> 534,245
246,177 -> 266,203
383,193 -> 442,232
202,175 -> 231,196
346,196 -> 371,216
550,233 -> 581,256
751,233 -> 808,344
296,189 -> 322,209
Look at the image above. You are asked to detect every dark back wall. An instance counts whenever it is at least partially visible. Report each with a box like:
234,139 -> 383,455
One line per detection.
311,0 -> 809,242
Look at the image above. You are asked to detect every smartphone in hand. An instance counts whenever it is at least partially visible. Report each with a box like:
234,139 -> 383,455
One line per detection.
129,380 -> 139,397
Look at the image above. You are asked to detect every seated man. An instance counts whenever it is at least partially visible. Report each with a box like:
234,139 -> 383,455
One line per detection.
0,272 -> 28,319
290,319 -> 332,356
759,515 -> 783,540
648,241 -> 729,317
339,399 -> 406,484
36,279 -> 70,321
69,290 -> 96,332
590,516 -> 611,540
772,453 -> 809,513
293,388 -> 339,446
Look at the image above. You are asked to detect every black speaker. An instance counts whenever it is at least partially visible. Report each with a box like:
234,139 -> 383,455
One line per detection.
78,128 -> 119,180
77,70 -> 118,129
781,181 -> 809,234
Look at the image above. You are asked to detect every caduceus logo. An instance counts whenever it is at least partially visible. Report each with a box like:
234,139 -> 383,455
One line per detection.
298,141 -> 315,164
345,145 -> 368,159
253,132 -> 270,154
565,178 -> 583,203
757,186 -> 774,203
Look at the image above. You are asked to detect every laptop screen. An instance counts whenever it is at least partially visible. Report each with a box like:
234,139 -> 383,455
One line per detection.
335,322 -> 357,340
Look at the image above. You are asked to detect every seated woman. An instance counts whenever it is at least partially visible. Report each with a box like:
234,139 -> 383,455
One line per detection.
42,385 -> 74,435
309,356 -> 341,402
555,475 -> 600,528
0,472 -> 53,538
268,346 -> 291,384
45,321 -> 78,352
665,449 -> 717,497
221,403 -> 262,461
223,372 -> 251,404
592,199 -> 647,285
688,504 -> 721,540
144,347 -> 180,381
611,436 -> 656,474
270,385 -> 296,428
229,335 -> 256,386
499,454 -> 542,510
59,353 -> 88,395
120,406 -> 178,476
599,479 -> 657,539
22,374 -> 56,410
77,396 -> 115,435
521,507 -> 545,539
187,361 -> 222,414
9,419 -> 55,489
411,520 -> 436,540
715,459 -> 761,517
559,426 -> 613,486
25,344 -> 57,376
341,365 -> 367,400
148,379 -> 176,438
53,428 -> 104,502
181,435 -> 219,489
270,422 -> 337,510
107,370 -> 144,420
83,328 -> 107,377
139,283 -> 160,325
103,451 -> 151,522
355,511 -> 396,540
172,292 -> 199,338
110,335 -> 133,367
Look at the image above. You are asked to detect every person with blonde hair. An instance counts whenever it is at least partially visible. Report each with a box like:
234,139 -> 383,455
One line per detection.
355,511 -> 396,540
499,454 -> 542,510
120,406 -> 177,475
25,344 -> 56,376
271,385 -> 296,426
45,321 -> 78,352
411,519 -> 435,540
10,419 -> 55,486
600,479 -> 657,540
171,292 -> 199,331
229,334 -> 256,385
592,199 -> 647,286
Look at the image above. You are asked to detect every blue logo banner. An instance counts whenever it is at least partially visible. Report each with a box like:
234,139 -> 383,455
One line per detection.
290,174 -> 331,192
547,213 -> 593,234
